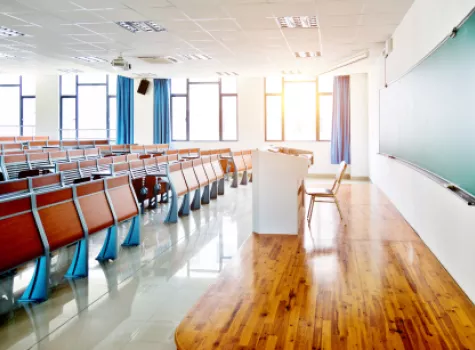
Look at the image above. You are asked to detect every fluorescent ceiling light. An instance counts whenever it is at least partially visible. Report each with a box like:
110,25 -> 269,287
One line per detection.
73,56 -> 108,63
217,72 -> 239,76
277,16 -> 318,29
327,51 -> 369,72
281,70 -> 301,75
294,51 -> 321,58
0,26 -> 25,37
0,53 -> 16,59
177,54 -> 212,61
58,68 -> 83,73
116,21 -> 166,33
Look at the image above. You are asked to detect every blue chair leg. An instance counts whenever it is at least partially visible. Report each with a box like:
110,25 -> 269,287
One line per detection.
65,239 -> 88,279
231,170 -> 239,188
210,181 -> 218,199
225,163 -> 231,180
164,191 -> 178,223
218,178 -> 225,195
161,183 -> 169,203
191,188 -> 201,210
96,226 -> 117,261
122,216 -> 140,247
201,185 -> 210,204
241,170 -> 248,185
19,256 -> 49,303
179,193 -> 190,216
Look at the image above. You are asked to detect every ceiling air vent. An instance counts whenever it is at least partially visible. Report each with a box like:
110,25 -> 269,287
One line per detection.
281,70 -> 301,75
137,56 -> 180,64
217,72 -> 238,76
294,51 -> 321,58
177,54 -> 212,61
73,56 -> 108,63
277,16 -> 318,29
58,68 -> 83,73
116,21 -> 166,33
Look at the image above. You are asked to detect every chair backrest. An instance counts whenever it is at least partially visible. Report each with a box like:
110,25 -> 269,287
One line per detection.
24,149 -> 43,154
167,154 -> 179,163
211,155 -> 224,178
97,145 -> 111,154
93,140 -> 110,146
111,144 -> 129,153
28,141 -> 47,149
111,162 -> 129,176
167,162 -> 188,196
192,159 -> 209,187
181,161 -> 199,191
47,140 -> 61,147
232,152 -> 246,172
144,145 -> 158,153
126,153 -> 139,162
61,140 -> 79,149
0,137 -> 15,142
75,180 -> 114,235
331,161 -> 348,195
143,157 -> 158,173
156,144 -> 169,150
178,149 -> 189,155
29,173 -> 63,193
128,160 -> 147,179
200,150 -> 211,156
50,151 -> 68,163
0,178 -> 29,199
15,136 -> 33,142
3,143 -> 23,152
166,149 -> 178,155
97,157 -> 113,171
130,145 -> 146,154
1,154 -> 29,180
85,148 -> 100,159
0,195 -> 44,273
201,156 -> 217,182
242,150 -> 252,170
189,148 -> 200,155
112,155 -> 127,163
27,153 -> 50,167
105,175 -> 139,223
220,148 -> 231,155
68,149 -> 86,161
57,162 -> 81,185
78,140 -> 95,148
79,159 -> 98,177
34,136 -> 50,141
35,188 -> 84,251
44,147 -> 60,152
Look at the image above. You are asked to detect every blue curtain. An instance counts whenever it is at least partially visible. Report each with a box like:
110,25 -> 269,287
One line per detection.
330,75 -> 351,164
153,79 -> 171,144
117,76 -> 134,144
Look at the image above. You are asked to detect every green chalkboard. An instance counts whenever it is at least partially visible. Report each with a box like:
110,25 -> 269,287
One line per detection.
380,10 -> 475,196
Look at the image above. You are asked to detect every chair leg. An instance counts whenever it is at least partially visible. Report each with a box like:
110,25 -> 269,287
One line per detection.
231,170 -> 239,188
201,184 -> 210,204
179,193 -> 190,216
164,191 -> 178,223
96,225 -> 118,261
65,239 -> 88,278
241,170 -> 248,185
218,178 -> 225,195
334,197 -> 344,222
122,215 -> 140,246
307,196 -> 315,222
191,188 -> 201,210
210,181 -> 218,199
18,256 -> 50,303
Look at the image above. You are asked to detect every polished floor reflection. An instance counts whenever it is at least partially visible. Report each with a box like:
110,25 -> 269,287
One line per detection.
0,183 -> 252,350
176,183 -> 475,350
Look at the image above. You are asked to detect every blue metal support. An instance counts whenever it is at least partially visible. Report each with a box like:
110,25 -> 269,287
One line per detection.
122,215 -> 140,246
179,193 -> 190,216
218,178 -> 225,195
96,225 -> 118,261
241,170 -> 248,186
165,190 -> 178,223
191,188 -> 201,210
201,184 -> 210,204
210,181 -> 218,199
231,170 -> 239,188
19,256 -> 49,303
65,239 -> 88,278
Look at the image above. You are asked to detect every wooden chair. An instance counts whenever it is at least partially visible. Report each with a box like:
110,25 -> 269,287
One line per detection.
0,154 -> 30,180
2,143 -> 23,154
126,153 -> 139,162
68,149 -> 86,162
110,144 -> 129,154
50,151 -> 69,164
0,178 -> 29,199
28,141 -> 48,149
24,149 -> 43,154
129,160 -> 158,211
211,155 -> 225,195
230,151 -> 247,188
56,162 -> 84,185
166,149 -> 178,155
28,153 -> 51,170
15,136 -> 33,142
181,161 -> 201,210
167,154 -> 179,163
85,148 -> 101,160
130,145 -> 146,155
112,155 -> 127,163
201,156 -> 218,199
0,137 -> 15,142
93,140 -> 110,147
193,158 -> 211,205
111,162 -> 129,176
33,136 -> 50,141
62,140 -> 79,149
144,145 -> 158,154
97,145 -> 112,156
47,140 -> 61,148
97,157 -> 113,171
78,140 -> 95,149
79,160 -> 99,178
29,173 -> 63,193
165,162 -> 190,223
306,161 -> 348,223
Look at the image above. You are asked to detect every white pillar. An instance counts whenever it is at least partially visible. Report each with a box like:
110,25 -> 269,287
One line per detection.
35,75 -> 60,139
134,79 -> 154,144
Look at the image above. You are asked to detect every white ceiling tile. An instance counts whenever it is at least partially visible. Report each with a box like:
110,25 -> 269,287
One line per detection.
356,24 -> 396,43
92,9 -> 147,22
318,15 -> 362,27
54,10 -> 107,23
59,24 -> 97,35
78,22 -> 125,34
316,1 -> 365,16
161,20 -> 201,32
70,0 -> 127,10
235,18 -> 279,30
196,19 -> 240,31
175,31 -> 213,41
122,0 -> 173,7
360,13 -> 404,26
0,14 -> 31,26
132,7 -> 188,21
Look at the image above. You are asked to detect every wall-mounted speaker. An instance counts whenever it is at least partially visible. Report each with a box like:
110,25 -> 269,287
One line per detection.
137,79 -> 150,95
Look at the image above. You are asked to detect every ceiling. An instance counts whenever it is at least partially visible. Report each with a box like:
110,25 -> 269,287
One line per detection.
0,0 -> 414,77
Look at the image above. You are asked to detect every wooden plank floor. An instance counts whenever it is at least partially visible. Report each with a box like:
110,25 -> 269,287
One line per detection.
175,183 -> 475,349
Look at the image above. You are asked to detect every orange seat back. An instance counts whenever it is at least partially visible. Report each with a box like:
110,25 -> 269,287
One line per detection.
232,152 -> 246,172
126,153 -> 139,162
112,155 -> 126,163
0,178 -> 29,197
192,159 -> 209,187
105,175 -> 139,222
181,161 -> 199,191
166,149 -> 178,155
30,173 -> 61,191
168,163 -> 188,196
202,156 -> 217,182
211,155 -> 225,178
167,154 -> 179,163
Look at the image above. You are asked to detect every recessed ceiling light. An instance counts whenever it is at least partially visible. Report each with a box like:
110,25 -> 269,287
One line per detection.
217,72 -> 239,76
0,26 -> 25,37
277,16 -> 318,29
294,51 -> 321,58
177,54 -> 212,61
282,70 -> 301,75
73,56 -> 108,63
133,73 -> 159,78
58,68 -> 83,74
0,53 -> 16,59
116,21 -> 167,33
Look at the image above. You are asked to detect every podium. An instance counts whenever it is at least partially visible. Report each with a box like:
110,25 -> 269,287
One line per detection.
252,150 -> 309,235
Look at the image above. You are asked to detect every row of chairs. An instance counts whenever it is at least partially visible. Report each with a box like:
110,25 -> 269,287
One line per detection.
0,149 -> 101,180
228,150 -> 253,188
0,136 -> 49,143
0,148 -> 61,155
97,144 -> 168,155
0,173 -> 64,199
0,139 -> 110,154
0,175 -> 141,303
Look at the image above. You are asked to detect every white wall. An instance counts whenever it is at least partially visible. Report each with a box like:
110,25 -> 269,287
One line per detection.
134,79 -> 154,144
134,75 -> 369,177
369,0 -> 475,302
35,75 -> 59,139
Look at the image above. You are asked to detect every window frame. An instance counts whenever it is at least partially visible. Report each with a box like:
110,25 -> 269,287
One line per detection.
264,77 -> 332,142
0,76 -> 36,136
170,78 -> 238,142
59,75 -> 116,140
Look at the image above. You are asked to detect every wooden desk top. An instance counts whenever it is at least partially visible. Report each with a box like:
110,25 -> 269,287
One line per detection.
175,184 -> 475,350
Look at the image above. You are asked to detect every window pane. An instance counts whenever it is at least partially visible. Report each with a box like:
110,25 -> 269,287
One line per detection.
61,98 -> 76,139
189,84 -> 219,141
61,75 -> 76,95
22,76 -> 36,95
265,77 -> 282,94
318,75 -> 333,93
78,74 -> 107,84
77,86 -> 107,139
319,95 -> 333,141
109,97 -> 117,140
171,96 -> 187,140
189,78 -> 218,83
0,75 -> 19,85
221,77 -> 237,94
222,96 -> 237,140
108,75 -> 117,95
171,78 -> 187,94
284,75 -> 316,82
0,86 -> 20,136
22,98 -> 36,136
284,82 -> 316,141
266,96 -> 282,140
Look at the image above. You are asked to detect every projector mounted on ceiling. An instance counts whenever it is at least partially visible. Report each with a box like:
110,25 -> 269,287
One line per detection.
111,55 -> 131,71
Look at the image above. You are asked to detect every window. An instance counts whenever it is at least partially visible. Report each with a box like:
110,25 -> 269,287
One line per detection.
0,75 -> 36,136
170,78 -> 238,141
265,76 -> 333,141
60,74 -> 117,140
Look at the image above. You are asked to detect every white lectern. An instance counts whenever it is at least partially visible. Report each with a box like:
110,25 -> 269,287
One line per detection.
252,150 -> 309,235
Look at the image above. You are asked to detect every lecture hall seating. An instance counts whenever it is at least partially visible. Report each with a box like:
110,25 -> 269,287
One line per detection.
230,151 -> 248,188
201,156 -> 219,199
181,161 -> 201,210
165,162 -> 191,223
192,158 -> 211,205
